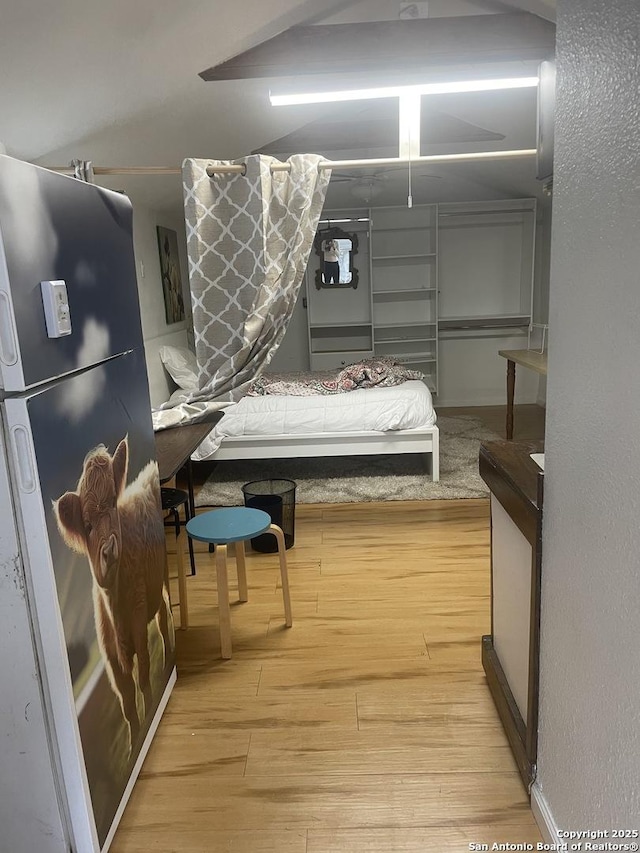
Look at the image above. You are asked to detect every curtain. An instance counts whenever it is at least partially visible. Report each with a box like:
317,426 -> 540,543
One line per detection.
153,153 -> 329,429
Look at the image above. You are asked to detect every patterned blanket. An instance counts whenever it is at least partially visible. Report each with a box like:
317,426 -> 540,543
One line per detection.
248,357 -> 424,397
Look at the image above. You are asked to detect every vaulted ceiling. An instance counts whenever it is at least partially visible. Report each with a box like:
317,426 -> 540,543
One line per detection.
0,0 -> 556,214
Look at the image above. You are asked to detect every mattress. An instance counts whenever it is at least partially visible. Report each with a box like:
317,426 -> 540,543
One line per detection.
192,380 -> 436,462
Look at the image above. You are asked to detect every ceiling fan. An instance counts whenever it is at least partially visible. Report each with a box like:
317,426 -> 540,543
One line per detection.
330,167 -> 443,202
331,171 -> 389,202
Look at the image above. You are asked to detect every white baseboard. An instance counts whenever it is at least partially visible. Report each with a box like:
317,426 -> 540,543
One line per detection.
531,782 -> 561,845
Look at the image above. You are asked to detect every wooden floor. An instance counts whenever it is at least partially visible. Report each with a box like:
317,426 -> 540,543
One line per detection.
111,447 -> 544,853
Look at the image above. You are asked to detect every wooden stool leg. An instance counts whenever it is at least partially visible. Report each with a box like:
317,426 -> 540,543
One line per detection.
214,544 -> 232,659
176,528 -> 189,630
235,540 -> 248,602
270,524 -> 292,628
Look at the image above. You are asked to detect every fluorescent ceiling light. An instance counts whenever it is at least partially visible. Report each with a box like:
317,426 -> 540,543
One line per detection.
270,77 -> 539,106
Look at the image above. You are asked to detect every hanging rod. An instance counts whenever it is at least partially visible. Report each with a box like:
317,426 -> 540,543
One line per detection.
46,149 -> 536,179
205,149 -> 537,177
47,165 -> 182,175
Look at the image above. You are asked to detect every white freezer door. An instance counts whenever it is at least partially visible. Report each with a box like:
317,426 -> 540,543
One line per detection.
0,155 -> 144,392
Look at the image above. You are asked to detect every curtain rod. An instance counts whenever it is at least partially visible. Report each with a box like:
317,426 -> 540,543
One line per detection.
47,166 -> 182,175
205,149 -> 536,176
46,149 -> 536,179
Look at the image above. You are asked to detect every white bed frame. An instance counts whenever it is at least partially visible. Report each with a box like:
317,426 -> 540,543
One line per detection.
210,425 -> 440,482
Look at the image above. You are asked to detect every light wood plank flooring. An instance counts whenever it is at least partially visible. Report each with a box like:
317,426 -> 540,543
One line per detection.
111,493 -> 542,852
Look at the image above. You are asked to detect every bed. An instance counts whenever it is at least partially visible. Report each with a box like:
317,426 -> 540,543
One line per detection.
157,348 -> 440,482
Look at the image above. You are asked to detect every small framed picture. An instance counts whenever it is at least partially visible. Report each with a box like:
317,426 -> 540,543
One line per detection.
156,226 -> 185,325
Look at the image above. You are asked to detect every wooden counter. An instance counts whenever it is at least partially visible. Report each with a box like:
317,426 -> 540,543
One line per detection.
480,439 -> 543,544
479,439 -> 544,791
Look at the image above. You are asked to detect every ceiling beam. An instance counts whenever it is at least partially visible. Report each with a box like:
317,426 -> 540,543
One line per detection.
199,14 -> 555,82
479,0 -> 556,23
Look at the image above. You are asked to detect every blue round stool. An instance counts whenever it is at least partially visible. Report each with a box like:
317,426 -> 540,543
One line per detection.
186,507 -> 292,659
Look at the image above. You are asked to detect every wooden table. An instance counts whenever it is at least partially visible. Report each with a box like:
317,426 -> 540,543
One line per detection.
155,415 -> 224,574
498,349 -> 548,440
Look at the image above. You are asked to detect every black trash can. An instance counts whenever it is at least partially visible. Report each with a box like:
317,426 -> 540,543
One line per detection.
242,479 -> 296,553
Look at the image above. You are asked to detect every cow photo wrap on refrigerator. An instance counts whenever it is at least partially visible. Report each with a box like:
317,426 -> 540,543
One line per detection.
0,154 -> 176,852
5,350 -> 175,847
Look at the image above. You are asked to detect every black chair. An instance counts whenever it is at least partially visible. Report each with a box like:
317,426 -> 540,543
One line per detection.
161,487 -> 190,630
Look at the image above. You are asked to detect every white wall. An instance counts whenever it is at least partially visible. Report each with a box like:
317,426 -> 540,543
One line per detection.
437,334 -> 539,407
536,0 -> 640,831
88,176 -> 194,405
120,196 -> 192,406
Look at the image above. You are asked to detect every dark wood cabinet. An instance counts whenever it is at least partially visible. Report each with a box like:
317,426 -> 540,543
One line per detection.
479,439 -> 544,791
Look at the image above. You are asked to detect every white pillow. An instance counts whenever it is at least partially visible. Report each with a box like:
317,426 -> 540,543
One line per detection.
159,345 -> 199,390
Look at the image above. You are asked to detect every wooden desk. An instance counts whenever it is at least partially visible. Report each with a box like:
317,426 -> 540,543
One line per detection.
155,416 -> 223,574
498,349 -> 548,440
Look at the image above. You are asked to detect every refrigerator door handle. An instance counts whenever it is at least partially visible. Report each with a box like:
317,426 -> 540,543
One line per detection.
10,425 -> 37,493
0,290 -> 19,365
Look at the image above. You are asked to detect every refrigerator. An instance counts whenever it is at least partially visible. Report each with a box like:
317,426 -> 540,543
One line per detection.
0,155 -> 176,851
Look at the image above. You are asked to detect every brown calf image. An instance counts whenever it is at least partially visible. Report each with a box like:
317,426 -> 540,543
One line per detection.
54,436 -> 173,753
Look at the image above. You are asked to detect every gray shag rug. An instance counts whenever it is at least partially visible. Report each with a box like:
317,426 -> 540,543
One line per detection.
195,415 -> 500,506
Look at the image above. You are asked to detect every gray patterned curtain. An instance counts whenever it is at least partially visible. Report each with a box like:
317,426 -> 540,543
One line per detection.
153,153 -> 330,428
189,153 -> 328,393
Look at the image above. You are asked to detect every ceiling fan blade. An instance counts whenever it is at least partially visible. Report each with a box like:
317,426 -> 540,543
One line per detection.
333,168 -> 393,178
332,166 -> 423,181
373,166 -> 409,175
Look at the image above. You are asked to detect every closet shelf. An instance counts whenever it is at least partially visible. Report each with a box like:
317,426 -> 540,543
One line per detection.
373,288 -> 436,297
385,352 -> 436,363
372,253 -> 436,261
438,314 -> 530,331
375,336 -> 437,345
310,321 -> 372,330
311,348 -> 372,355
439,208 -> 534,218
375,321 -> 436,329
371,226 -> 433,233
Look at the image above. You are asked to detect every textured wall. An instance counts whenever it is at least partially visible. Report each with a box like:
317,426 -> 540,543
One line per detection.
538,0 -> 640,825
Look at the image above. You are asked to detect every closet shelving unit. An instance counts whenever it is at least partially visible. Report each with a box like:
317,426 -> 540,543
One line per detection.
305,200 -> 537,397
437,199 -> 537,337
370,205 -> 439,393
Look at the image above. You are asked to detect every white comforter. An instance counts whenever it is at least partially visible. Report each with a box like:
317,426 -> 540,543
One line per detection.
190,380 -> 435,462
